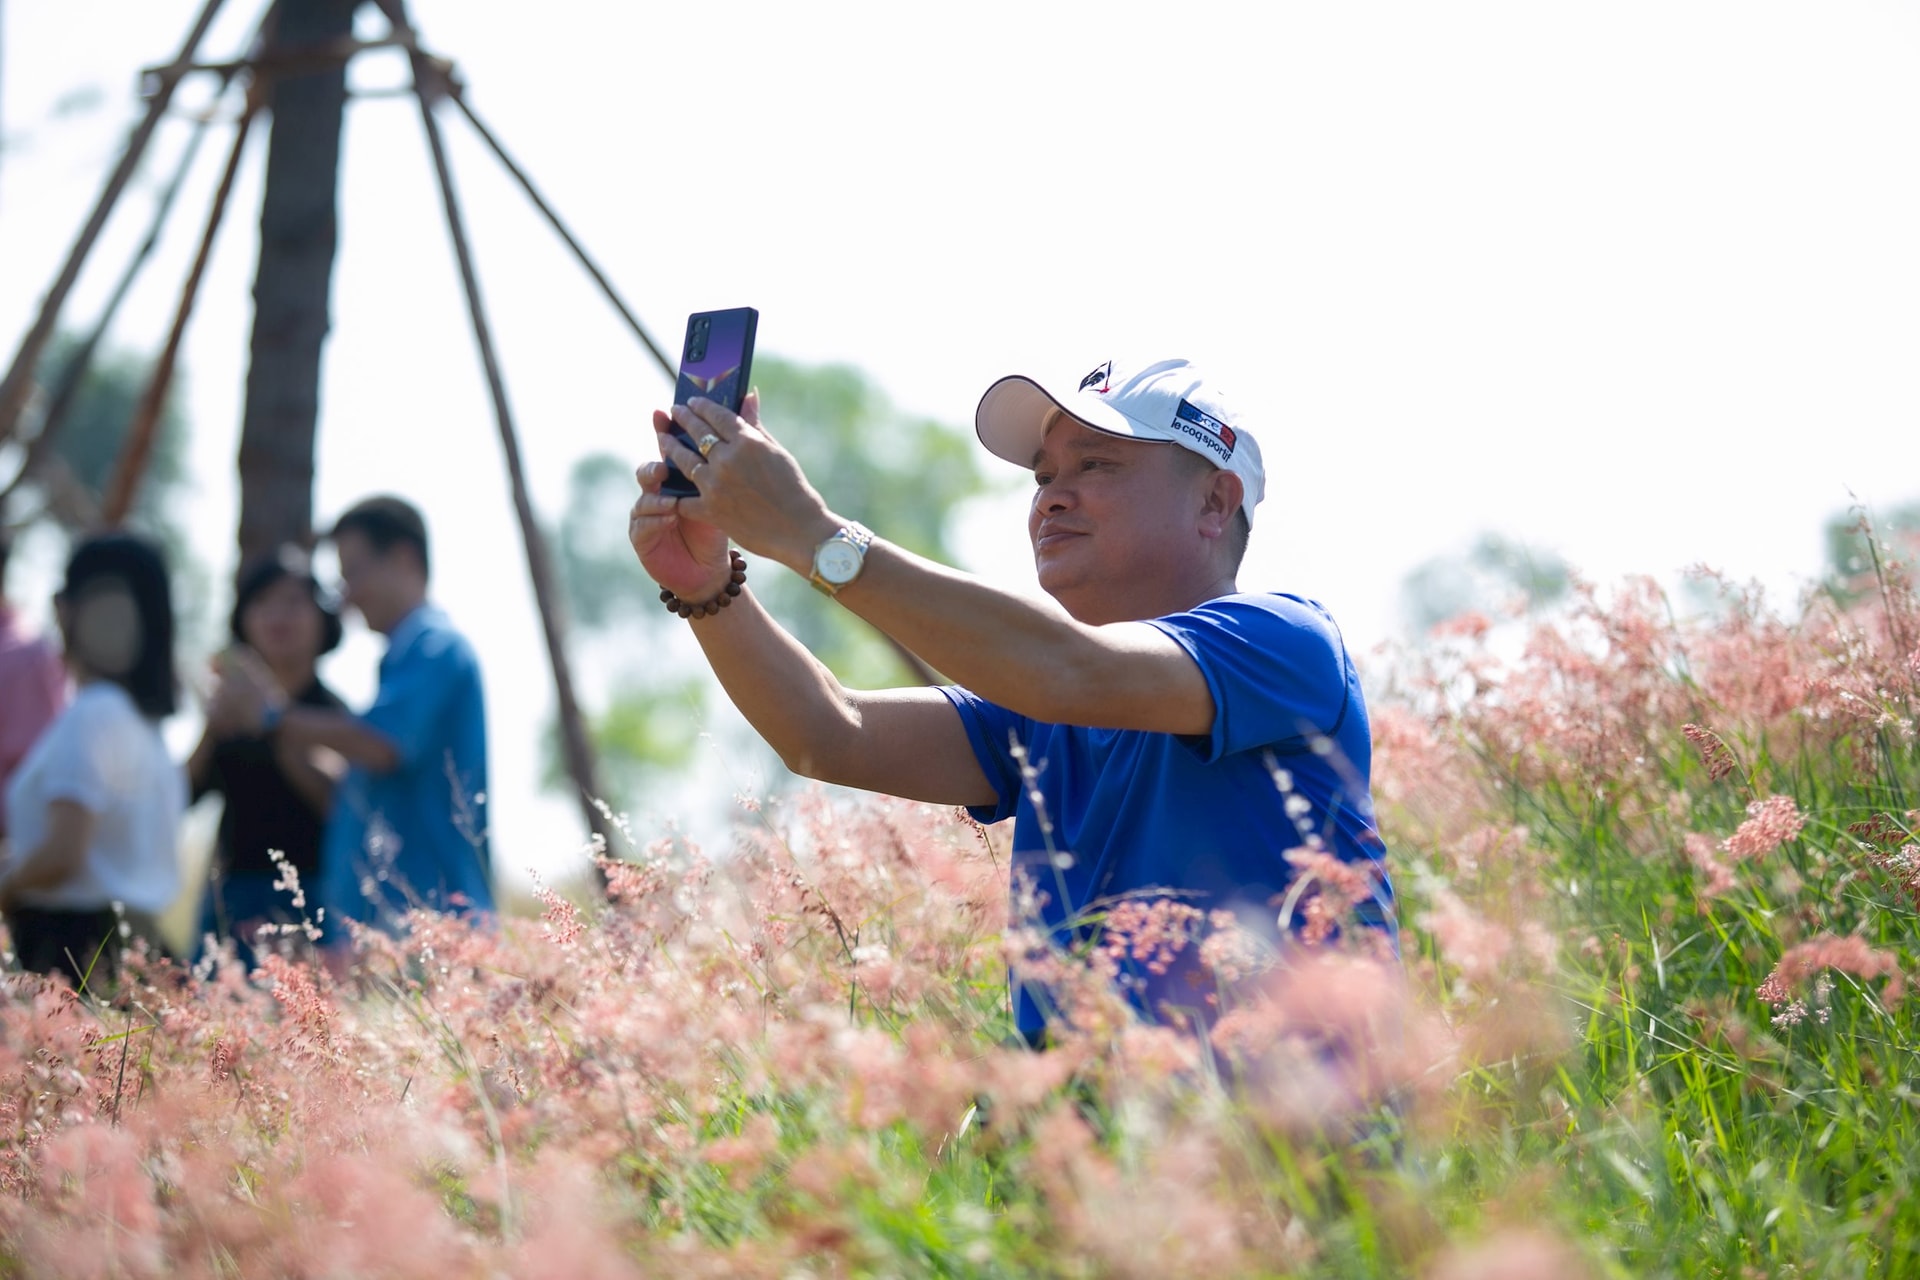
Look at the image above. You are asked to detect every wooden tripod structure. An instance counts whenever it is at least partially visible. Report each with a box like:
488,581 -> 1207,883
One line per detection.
0,0 -> 677,858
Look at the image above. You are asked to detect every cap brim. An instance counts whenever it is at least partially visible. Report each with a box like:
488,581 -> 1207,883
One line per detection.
974,374 -> 1158,469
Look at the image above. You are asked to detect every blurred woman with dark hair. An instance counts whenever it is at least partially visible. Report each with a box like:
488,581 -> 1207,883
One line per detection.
0,533 -> 185,988
188,546 -> 345,967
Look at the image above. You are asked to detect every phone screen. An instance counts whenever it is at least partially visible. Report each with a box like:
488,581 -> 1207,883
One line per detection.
662,307 -> 758,497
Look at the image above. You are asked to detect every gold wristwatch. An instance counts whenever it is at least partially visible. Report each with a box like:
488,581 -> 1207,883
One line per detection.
809,522 -> 874,596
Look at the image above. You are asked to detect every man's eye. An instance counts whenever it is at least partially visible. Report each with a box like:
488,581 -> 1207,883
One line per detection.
1034,473 -> 1054,486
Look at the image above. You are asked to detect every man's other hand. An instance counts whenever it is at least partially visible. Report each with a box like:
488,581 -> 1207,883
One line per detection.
630,412 -> 737,603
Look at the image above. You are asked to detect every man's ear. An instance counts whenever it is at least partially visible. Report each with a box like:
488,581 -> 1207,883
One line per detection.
1198,468 -> 1244,540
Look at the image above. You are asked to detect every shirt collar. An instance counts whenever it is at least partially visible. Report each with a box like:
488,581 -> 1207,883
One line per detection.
385,601 -> 443,653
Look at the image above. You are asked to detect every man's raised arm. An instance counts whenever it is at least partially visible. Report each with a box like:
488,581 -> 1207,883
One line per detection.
688,587 -> 994,806
645,394 -> 1224,743
629,433 -> 995,809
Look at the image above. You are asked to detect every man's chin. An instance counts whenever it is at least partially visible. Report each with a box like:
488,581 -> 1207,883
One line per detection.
1035,564 -> 1096,611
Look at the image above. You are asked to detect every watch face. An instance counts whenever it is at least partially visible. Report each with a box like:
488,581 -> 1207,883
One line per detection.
818,541 -> 863,584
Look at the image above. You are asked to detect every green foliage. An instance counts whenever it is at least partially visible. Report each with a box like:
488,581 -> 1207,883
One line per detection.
539,674 -> 704,806
34,332 -> 192,535
555,450 -> 647,631
748,353 -> 990,688
1442,760 -> 1920,1276
1367,558 -> 1920,1277
6,558 -> 1919,1276
1400,530 -> 1571,632
1823,500 -> 1920,606
547,444 -> 707,813
4,333 -> 212,648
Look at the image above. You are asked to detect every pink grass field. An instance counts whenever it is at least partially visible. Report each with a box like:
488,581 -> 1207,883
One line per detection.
2,541 -> 1917,1278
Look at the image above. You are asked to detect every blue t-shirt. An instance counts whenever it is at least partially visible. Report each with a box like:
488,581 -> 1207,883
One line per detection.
320,603 -> 494,939
940,592 -> 1394,1040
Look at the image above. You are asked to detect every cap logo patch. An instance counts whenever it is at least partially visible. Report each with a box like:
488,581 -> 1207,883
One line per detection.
1172,398 -> 1236,461
1077,360 -> 1113,395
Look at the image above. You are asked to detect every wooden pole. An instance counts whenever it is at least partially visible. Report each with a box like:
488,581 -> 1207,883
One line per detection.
442,80 -> 943,690
0,82 -> 234,511
101,99 -> 259,528
444,89 -> 676,380
0,0 -> 231,448
385,1 -> 613,856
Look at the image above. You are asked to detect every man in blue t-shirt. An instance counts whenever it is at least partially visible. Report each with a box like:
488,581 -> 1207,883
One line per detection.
211,495 -> 494,948
629,356 -> 1392,1043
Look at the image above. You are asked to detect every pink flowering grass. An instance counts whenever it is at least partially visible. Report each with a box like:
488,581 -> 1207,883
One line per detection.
1,549 -> 1917,1277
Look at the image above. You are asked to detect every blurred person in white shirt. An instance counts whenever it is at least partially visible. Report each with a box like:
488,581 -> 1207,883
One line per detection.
1,533 -> 185,991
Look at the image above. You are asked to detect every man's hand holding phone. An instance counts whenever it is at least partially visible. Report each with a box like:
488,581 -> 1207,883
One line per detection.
644,393 -> 843,581
634,305 -> 850,601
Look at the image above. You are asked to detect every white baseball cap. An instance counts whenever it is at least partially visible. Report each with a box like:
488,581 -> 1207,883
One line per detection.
974,357 -> 1266,526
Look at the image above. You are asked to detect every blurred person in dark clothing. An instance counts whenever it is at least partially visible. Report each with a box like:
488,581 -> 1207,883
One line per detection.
189,546 -> 346,967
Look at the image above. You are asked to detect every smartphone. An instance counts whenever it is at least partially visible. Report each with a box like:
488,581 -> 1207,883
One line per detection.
661,307 -> 759,497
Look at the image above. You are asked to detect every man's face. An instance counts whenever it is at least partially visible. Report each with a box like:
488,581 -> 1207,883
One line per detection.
1026,415 -> 1214,623
332,529 -> 414,634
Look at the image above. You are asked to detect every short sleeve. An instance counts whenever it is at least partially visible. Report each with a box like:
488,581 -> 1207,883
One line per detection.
936,686 -> 1029,825
34,696 -> 139,815
1145,593 -> 1349,763
362,631 -> 468,769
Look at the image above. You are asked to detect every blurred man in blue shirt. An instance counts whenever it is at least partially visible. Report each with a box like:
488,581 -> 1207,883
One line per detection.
213,496 -> 493,945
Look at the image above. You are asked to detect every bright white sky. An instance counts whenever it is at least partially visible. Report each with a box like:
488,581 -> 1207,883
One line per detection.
4,1 -> 1918,890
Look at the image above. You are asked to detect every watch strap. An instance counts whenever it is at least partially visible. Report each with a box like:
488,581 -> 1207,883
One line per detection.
808,522 -> 875,596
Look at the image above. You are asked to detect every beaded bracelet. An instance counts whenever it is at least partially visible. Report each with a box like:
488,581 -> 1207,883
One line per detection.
659,549 -> 747,619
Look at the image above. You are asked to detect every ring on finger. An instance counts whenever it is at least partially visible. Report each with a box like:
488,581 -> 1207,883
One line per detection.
696,433 -> 722,458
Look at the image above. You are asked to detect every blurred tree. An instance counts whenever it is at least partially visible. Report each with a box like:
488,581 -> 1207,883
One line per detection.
1401,531 -> 1572,633
1823,501 -> 1920,605
556,451 -> 644,630
1,333 -> 212,648
235,0 -> 360,564
547,353 -> 992,811
539,678 -> 704,809
19,334 -> 191,536
751,354 -> 990,687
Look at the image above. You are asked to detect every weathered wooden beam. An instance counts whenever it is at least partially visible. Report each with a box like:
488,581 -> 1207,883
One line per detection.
0,0 -> 232,449
102,99 -> 259,528
382,0 -> 614,859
